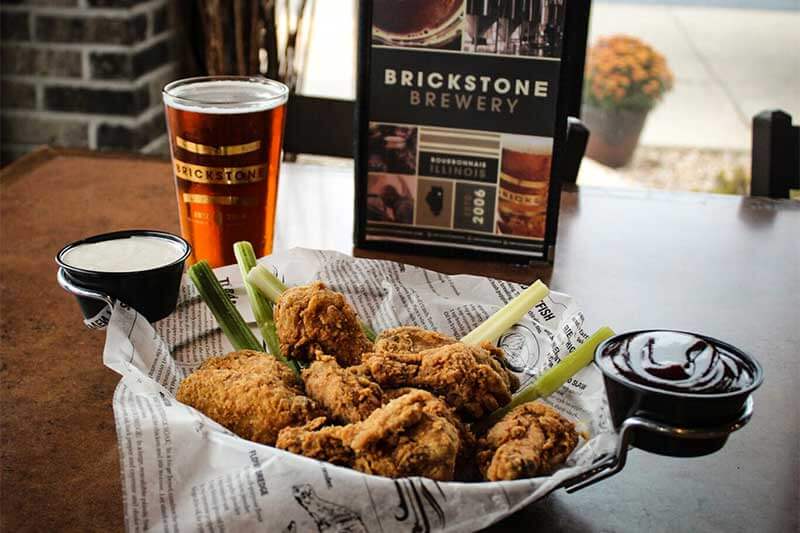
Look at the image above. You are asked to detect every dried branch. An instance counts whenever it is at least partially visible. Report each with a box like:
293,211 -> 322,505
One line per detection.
262,0 -> 279,79
233,0 -> 246,75
200,0 -> 226,75
191,0 -> 302,80
249,0 -> 262,74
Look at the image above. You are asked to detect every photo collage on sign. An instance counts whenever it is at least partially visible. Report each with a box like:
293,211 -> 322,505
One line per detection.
367,122 -> 553,239
368,1 -> 564,240
371,0 -> 565,58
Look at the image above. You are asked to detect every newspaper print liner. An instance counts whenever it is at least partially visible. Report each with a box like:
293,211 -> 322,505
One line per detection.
103,248 -> 619,532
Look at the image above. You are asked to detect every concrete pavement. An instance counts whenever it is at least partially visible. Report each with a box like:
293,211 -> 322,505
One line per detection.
589,2 -> 800,150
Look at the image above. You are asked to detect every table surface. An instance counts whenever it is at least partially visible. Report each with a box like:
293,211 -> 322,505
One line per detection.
1,148 -> 798,532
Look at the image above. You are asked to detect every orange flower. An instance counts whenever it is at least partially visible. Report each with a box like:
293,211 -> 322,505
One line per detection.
643,80 -> 660,96
584,34 -> 673,109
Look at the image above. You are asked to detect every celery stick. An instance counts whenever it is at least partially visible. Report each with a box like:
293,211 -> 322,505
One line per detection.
233,242 -> 291,367
360,322 -> 377,342
461,280 -> 549,345
247,264 -> 287,304
480,326 -> 616,429
188,261 -> 262,352
532,327 -> 616,398
233,243 -> 272,329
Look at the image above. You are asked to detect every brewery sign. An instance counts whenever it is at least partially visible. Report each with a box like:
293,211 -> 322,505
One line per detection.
355,0 -> 574,262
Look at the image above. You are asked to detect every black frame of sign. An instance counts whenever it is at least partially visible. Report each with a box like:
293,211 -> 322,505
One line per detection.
354,0 -> 589,264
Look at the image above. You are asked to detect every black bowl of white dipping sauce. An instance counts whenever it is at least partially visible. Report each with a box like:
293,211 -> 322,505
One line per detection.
595,330 -> 763,457
56,230 -> 191,325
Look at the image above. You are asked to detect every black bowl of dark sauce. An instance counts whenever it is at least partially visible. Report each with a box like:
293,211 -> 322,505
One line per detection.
595,330 -> 763,457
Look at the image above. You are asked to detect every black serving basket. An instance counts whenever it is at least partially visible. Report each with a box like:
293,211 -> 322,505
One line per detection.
56,229 -> 191,325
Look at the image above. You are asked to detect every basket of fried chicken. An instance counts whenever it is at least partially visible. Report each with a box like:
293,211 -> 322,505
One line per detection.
103,247 -> 618,532
177,243 -> 614,484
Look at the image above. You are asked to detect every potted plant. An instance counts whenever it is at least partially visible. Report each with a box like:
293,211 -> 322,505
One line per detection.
582,35 -> 673,168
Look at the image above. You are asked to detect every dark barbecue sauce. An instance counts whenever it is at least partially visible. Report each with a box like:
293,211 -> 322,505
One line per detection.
599,331 -> 755,394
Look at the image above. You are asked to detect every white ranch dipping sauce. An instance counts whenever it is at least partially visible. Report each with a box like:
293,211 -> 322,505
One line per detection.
62,236 -> 185,273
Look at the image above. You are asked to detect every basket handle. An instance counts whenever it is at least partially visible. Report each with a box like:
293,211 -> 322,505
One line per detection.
563,396 -> 754,493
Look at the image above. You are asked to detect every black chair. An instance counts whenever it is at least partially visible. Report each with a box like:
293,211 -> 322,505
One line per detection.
561,117 -> 590,184
284,95 -> 355,159
751,110 -> 800,199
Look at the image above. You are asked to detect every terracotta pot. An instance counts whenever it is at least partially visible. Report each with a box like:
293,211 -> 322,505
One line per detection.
582,104 -> 649,168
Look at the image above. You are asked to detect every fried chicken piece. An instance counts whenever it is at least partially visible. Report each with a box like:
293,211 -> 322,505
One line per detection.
276,417 -> 357,467
386,387 -> 480,480
274,281 -> 372,366
192,349 -> 298,377
302,355 -> 383,424
477,402 -> 579,481
363,342 -> 513,420
176,350 -> 322,446
276,390 -> 462,481
374,326 -> 456,354
374,326 -> 520,392
351,390 -> 460,481
479,341 -> 520,392
381,386 -> 419,403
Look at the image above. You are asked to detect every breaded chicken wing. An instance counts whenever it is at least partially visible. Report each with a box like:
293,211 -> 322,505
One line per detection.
381,387 -> 478,480
176,350 -> 322,446
276,417 -> 357,467
476,402 -> 579,481
479,341 -> 521,392
374,326 -> 456,354
351,390 -> 460,481
274,282 -> 372,366
302,355 -> 383,424
276,390 -> 462,481
381,386 -> 419,403
363,342 -> 513,420
374,326 -> 519,392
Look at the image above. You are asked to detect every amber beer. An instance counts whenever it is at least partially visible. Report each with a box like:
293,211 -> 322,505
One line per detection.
163,77 -> 288,267
497,135 -> 552,239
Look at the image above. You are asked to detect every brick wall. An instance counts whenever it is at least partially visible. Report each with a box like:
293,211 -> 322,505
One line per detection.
0,0 -> 177,165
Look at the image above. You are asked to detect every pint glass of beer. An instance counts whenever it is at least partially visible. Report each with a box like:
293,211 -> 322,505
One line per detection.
496,135 -> 552,239
163,76 -> 288,267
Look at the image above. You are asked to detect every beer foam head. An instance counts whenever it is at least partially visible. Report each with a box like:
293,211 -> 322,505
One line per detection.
501,134 -> 552,155
163,77 -> 288,114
